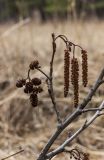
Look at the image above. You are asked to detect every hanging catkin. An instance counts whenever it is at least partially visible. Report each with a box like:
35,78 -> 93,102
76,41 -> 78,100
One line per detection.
71,57 -> 79,107
81,50 -> 88,87
64,50 -> 70,97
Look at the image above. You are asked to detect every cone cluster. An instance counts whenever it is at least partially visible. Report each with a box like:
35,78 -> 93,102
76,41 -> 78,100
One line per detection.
16,60 -> 43,107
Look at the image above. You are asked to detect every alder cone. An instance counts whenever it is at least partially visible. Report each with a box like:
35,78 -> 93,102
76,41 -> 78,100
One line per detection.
16,79 -> 26,88
64,50 -> 70,97
29,60 -> 39,70
30,93 -> 38,107
33,86 -> 43,94
31,78 -> 41,85
25,82 -> 33,93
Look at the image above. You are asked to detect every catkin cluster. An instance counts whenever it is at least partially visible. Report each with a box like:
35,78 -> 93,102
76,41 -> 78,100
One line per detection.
63,42 -> 88,108
16,60 -> 43,107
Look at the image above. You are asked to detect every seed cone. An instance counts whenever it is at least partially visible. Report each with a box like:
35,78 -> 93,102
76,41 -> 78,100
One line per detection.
64,50 -> 70,97
81,50 -> 88,87
30,93 -> 38,107
32,78 -> 41,85
71,57 -> 79,107
16,79 -> 26,88
25,82 -> 33,93
33,86 -> 43,94
29,60 -> 39,70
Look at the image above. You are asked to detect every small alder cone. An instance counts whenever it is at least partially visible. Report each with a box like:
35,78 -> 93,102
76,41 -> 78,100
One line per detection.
64,50 -> 70,97
71,57 -> 79,107
29,60 -> 39,70
30,93 -> 38,107
25,82 -> 33,93
16,79 -> 26,88
37,86 -> 43,93
81,50 -> 88,87
31,78 -> 41,85
33,86 -> 43,94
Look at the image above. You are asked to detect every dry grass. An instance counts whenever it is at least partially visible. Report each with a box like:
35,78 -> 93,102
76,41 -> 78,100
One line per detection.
0,20 -> 104,160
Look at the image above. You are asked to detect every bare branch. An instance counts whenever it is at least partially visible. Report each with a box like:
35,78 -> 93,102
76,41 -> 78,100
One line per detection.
37,68 -> 104,160
46,79 -> 62,124
81,105 -> 104,113
46,101 -> 104,159
47,33 -> 62,124
1,150 -> 24,160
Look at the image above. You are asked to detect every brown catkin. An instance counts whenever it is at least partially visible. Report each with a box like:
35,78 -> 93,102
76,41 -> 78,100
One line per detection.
81,50 -> 88,87
71,57 -> 79,107
64,50 -> 70,97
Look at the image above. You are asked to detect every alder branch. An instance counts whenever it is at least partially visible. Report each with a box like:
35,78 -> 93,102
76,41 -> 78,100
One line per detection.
46,101 -> 104,159
47,33 -> 62,124
37,68 -> 104,160
1,149 -> 24,160
81,106 -> 104,113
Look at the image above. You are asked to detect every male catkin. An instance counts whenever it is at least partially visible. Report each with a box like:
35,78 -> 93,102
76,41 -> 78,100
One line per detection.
64,50 -> 70,97
81,50 -> 88,87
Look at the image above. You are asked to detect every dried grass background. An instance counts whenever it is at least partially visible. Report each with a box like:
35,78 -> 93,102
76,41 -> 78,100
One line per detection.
0,20 -> 104,160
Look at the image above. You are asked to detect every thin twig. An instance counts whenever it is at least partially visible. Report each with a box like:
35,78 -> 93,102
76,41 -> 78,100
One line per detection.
81,106 -> 104,113
48,33 -> 62,124
37,68 -> 50,80
1,150 -> 24,160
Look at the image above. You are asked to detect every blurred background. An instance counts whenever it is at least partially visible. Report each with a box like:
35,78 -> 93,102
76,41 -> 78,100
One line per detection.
0,0 -> 104,160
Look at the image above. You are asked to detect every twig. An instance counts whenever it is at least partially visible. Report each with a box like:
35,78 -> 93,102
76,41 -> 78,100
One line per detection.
48,33 -> 62,124
1,149 -> 24,160
81,106 -> 104,113
37,68 -> 50,80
